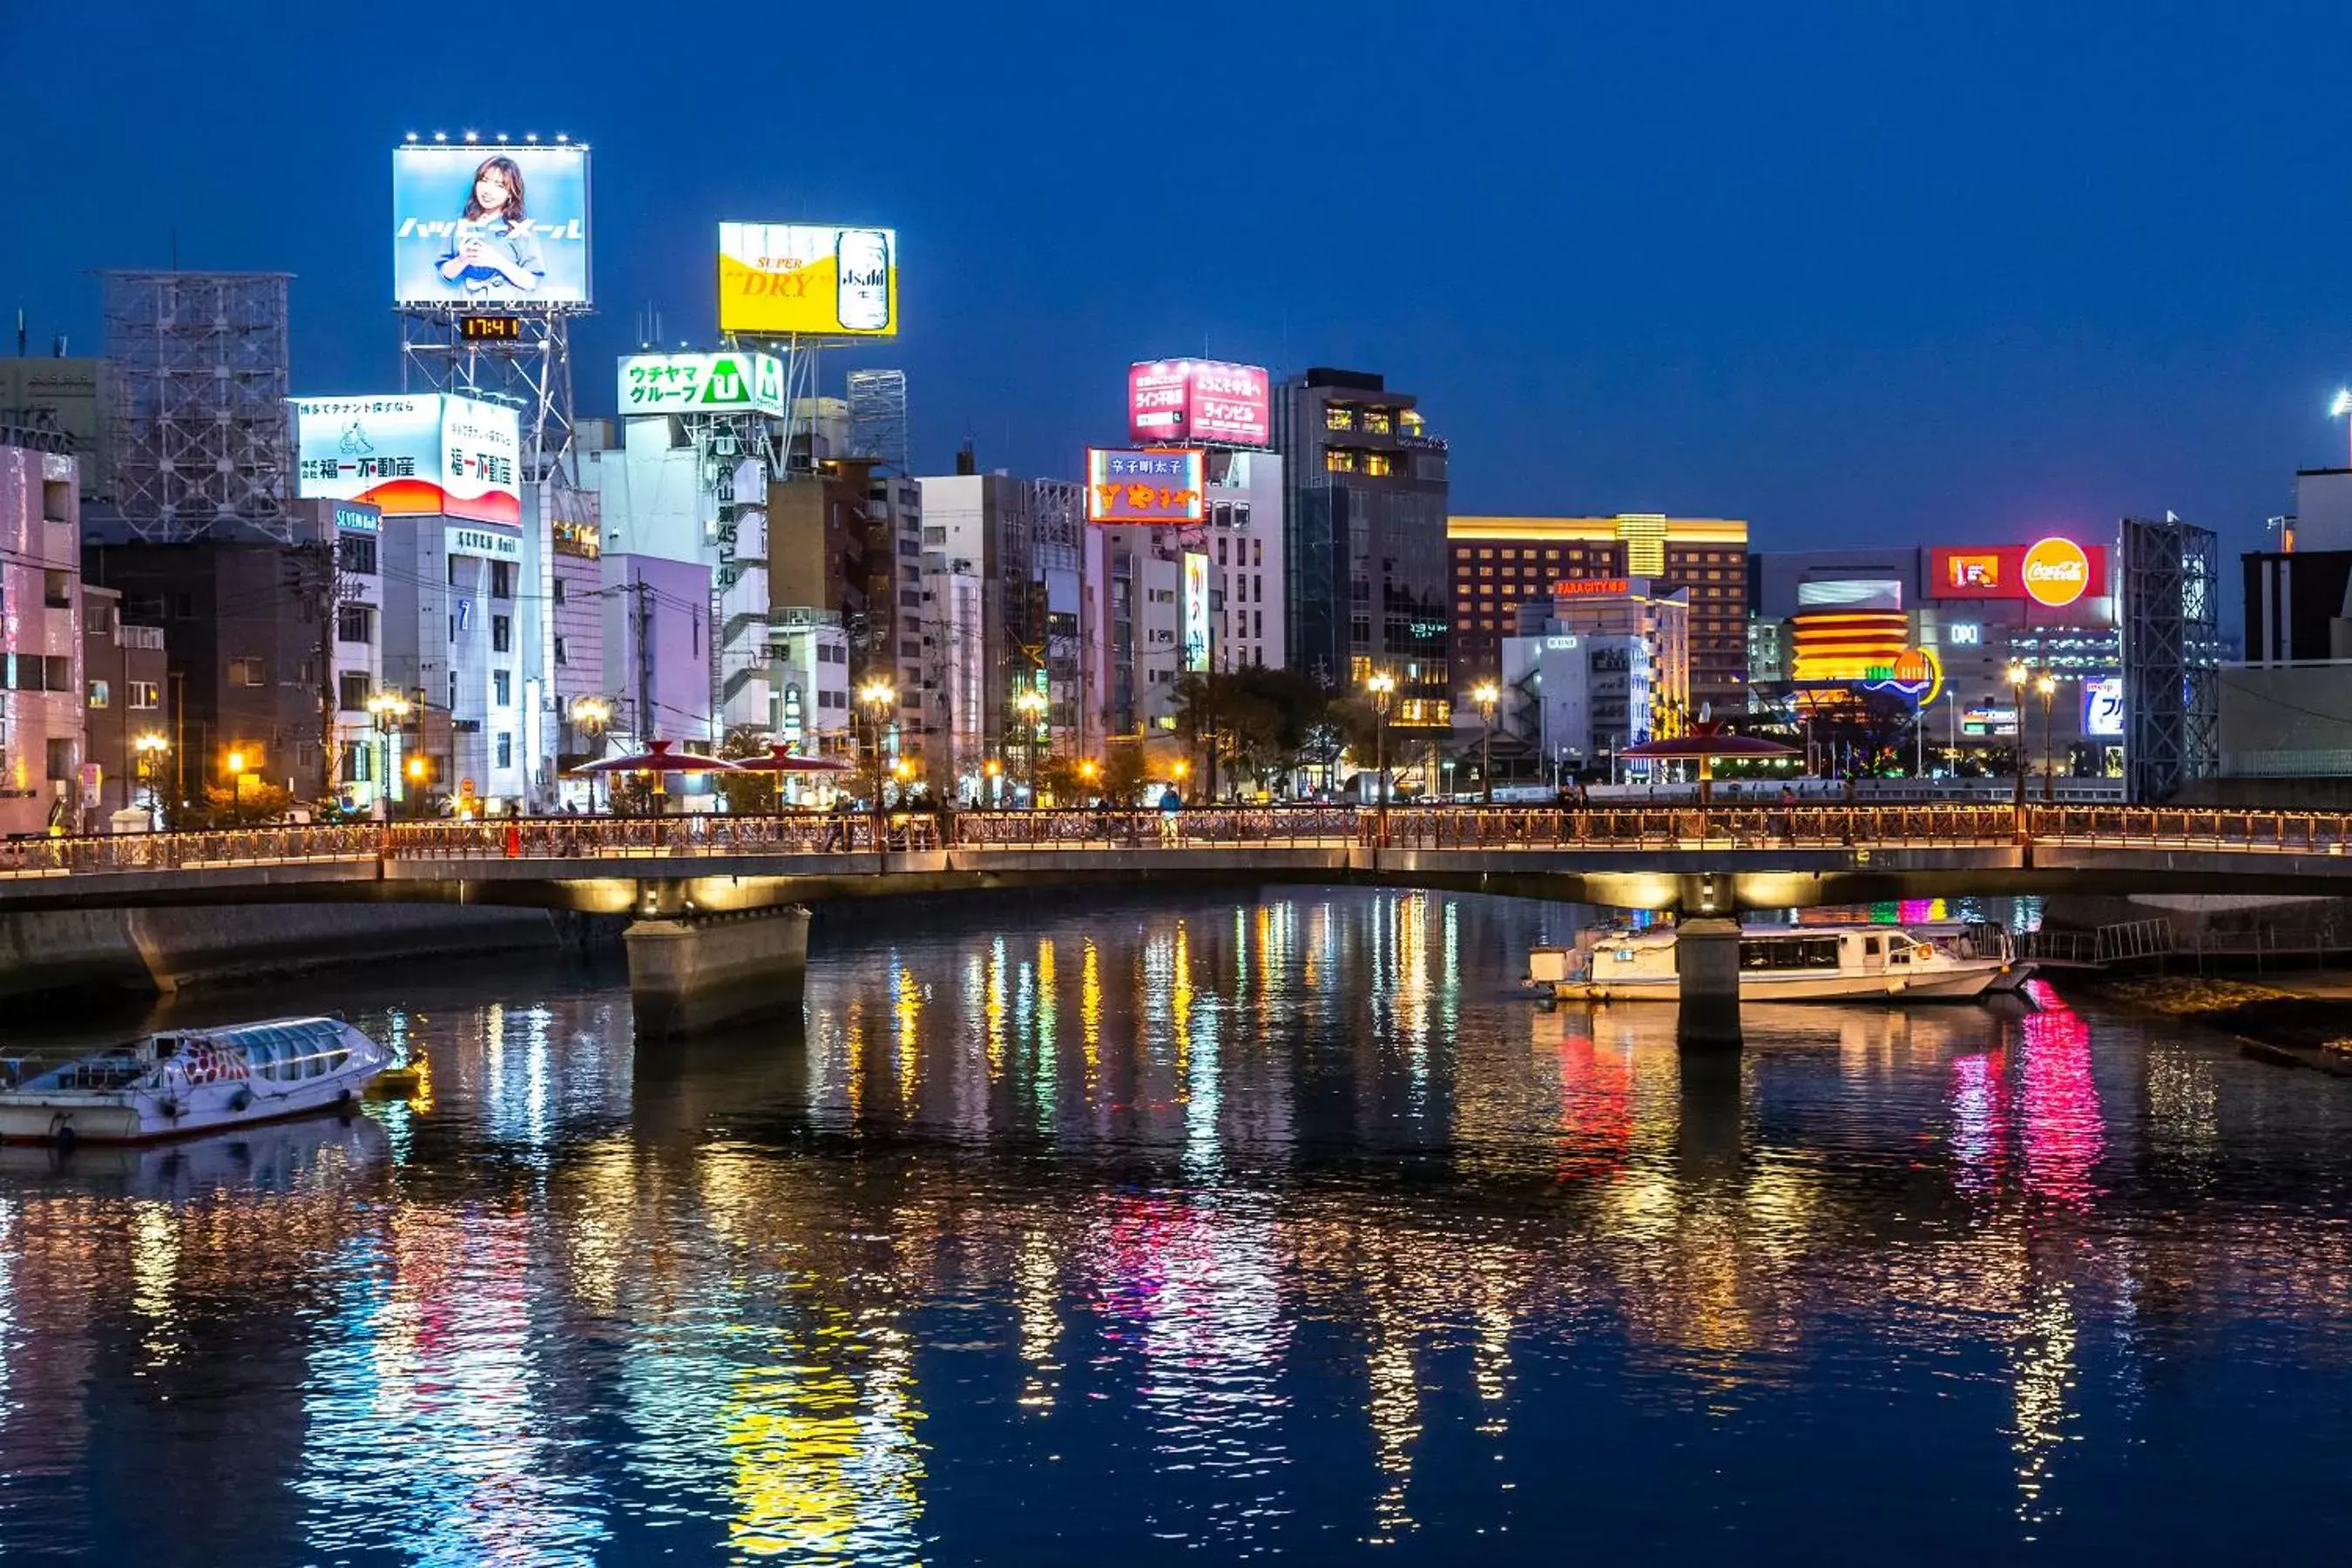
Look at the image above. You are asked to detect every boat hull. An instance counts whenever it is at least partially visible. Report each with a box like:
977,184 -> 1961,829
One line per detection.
1552,962 -> 2013,1004
0,1080 -> 370,1145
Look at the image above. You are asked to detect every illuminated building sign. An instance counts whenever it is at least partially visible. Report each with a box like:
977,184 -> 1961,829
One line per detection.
1861,645 -> 1944,706
1085,448 -> 1206,524
1128,360 -> 1272,448
1789,610 -> 1909,681
2081,676 -> 2125,737
1929,539 -> 2105,605
1551,578 -> 1632,598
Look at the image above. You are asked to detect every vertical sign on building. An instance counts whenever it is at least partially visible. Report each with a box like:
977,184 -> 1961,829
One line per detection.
1183,551 -> 1211,672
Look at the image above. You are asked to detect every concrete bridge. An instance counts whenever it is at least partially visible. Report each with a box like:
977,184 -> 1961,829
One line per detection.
6,803 -> 2349,1035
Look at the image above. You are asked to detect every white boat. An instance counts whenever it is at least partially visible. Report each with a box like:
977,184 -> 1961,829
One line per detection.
0,1016 -> 389,1146
1529,921 -> 2024,1004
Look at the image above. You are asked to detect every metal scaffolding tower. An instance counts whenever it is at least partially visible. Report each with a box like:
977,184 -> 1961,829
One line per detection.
848,368 -> 909,469
2121,512 -> 2220,802
400,309 -> 580,494
104,271 -> 293,541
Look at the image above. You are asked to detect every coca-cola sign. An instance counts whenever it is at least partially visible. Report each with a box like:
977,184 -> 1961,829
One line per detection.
1928,540 -> 2105,605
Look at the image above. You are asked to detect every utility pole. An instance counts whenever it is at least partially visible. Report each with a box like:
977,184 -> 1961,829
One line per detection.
286,537 -> 356,802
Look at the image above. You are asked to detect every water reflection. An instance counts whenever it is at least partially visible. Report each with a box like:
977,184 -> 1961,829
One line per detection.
3,892 -> 2352,1563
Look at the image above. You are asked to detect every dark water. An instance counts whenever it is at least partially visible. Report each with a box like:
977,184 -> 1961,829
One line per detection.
3,889 -> 2350,1565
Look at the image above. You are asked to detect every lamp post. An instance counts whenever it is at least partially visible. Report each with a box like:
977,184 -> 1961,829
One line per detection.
570,693 -> 612,814
1013,686 -> 1049,808
132,732 -> 168,829
1078,757 -> 1100,805
2006,661 -> 2030,811
1470,679 -> 1499,805
2037,672 -> 2058,803
1365,671 -> 1396,837
367,690 -> 413,818
859,679 -> 896,855
405,754 -> 429,819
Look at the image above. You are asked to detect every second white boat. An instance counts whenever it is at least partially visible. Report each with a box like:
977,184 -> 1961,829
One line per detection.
1530,922 -> 2024,1003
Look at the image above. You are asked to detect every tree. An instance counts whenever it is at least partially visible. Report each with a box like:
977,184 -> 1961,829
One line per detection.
1100,744 -> 1148,806
199,781 -> 297,827
711,726 -> 779,814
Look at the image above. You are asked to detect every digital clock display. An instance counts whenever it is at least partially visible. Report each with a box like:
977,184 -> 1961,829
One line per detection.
458,315 -> 524,341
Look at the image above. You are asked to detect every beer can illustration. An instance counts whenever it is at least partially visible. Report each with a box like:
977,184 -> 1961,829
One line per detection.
835,228 -> 892,332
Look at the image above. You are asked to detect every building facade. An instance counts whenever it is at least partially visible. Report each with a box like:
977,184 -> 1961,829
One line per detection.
1497,578 -> 1690,780
1274,368 -> 1450,729
80,585 -> 169,820
1449,515 -> 1749,720
2,435 -> 84,835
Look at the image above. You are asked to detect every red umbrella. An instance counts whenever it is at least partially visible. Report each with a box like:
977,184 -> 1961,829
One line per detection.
567,738 -> 742,774
724,745 -> 853,774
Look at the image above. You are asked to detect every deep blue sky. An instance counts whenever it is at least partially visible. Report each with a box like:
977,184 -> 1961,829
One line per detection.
7,1 -> 2350,562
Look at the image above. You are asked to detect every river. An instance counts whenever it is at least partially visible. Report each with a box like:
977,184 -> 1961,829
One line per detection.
2,888 -> 2349,1565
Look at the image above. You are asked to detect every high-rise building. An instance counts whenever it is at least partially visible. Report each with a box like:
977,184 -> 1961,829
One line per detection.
1274,368 -> 1450,728
1498,579 -> 1690,778
1447,515 -> 1749,717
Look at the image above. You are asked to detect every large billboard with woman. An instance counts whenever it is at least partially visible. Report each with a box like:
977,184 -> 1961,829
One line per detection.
393,144 -> 591,308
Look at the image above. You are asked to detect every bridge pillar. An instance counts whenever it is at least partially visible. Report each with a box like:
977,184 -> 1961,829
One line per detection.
624,906 -> 809,1037
1674,916 -> 1743,1049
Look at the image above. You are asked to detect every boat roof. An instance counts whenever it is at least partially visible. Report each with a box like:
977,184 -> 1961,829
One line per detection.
162,1016 -> 345,1039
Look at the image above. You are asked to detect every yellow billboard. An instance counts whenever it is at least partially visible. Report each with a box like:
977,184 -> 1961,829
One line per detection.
717,222 -> 898,337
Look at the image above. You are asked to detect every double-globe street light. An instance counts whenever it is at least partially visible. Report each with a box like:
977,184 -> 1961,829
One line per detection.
859,679 -> 897,852
570,694 -> 614,813
132,732 -> 169,829
1470,679 -> 1500,806
1013,686 -> 1049,808
2005,662 -> 2030,811
1365,671 -> 1396,837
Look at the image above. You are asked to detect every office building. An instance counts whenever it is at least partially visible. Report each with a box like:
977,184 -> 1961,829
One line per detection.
1274,368 -> 1450,730
1497,578 -> 1689,781
1450,515 -> 1748,719
0,358 -> 111,503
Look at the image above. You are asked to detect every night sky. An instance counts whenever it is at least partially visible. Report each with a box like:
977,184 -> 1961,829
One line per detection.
6,1 -> 2350,566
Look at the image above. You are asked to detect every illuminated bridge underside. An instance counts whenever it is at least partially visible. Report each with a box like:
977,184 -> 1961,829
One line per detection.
10,838 -> 2352,916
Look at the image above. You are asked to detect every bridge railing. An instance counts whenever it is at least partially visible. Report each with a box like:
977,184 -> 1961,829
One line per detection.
0,824 -> 381,877
379,814 -> 944,859
1370,803 -> 2021,849
949,808 -> 1359,848
2025,806 -> 2352,853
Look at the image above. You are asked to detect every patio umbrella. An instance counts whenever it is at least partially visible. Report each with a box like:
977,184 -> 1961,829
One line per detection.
722,746 -> 853,774
566,738 -> 742,775
1617,722 -> 1798,801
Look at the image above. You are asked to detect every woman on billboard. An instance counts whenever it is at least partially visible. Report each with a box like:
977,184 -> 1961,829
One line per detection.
436,156 -> 544,294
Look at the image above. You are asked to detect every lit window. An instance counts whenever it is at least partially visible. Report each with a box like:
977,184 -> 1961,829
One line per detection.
1324,449 -> 1357,472
1326,407 -> 1355,431
1362,453 -> 1394,477
1362,408 -> 1393,435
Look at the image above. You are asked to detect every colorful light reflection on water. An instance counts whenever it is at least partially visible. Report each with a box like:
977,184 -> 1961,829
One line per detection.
2,891 -> 2351,1565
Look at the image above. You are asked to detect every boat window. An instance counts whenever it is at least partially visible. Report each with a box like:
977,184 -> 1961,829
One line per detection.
1740,936 -> 1843,970
247,1039 -> 274,1078
1890,948 -> 1910,963
1864,937 -> 1882,956
153,1037 -> 179,1058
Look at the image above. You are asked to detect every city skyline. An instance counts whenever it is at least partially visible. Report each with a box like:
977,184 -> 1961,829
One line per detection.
9,3 -> 2352,562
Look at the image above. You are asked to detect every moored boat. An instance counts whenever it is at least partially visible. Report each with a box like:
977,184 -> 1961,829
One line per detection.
1529,921 -> 2024,1004
0,1016 -> 389,1146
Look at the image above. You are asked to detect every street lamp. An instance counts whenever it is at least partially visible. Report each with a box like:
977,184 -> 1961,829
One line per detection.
1365,671 -> 1396,837
1078,757 -> 1100,805
569,694 -> 612,812
1470,679 -> 1500,806
405,754 -> 429,819
2036,672 -> 2058,803
132,732 -> 168,829
367,690 -> 413,817
1013,686 -> 1049,808
858,679 -> 896,854
2006,661 -> 2030,810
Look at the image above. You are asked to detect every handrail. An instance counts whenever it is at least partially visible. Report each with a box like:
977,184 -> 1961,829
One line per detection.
10,800 -> 2352,879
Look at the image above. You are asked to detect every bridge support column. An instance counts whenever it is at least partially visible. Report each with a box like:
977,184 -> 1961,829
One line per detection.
624,906 -> 809,1037
1674,916 -> 1743,1049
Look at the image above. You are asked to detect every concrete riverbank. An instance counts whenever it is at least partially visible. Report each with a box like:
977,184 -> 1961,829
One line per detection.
2073,973 -> 2352,1076
0,905 -> 599,1004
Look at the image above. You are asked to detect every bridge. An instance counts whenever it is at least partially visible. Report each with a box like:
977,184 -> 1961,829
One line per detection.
7,803 -> 2349,1036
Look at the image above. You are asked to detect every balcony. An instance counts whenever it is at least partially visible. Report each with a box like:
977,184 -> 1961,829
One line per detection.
118,625 -> 166,652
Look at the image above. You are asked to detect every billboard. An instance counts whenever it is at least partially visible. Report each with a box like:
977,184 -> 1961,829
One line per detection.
393,145 -> 591,308
1929,540 -> 2107,605
1085,449 -> 1206,524
717,222 -> 897,337
2081,676 -> 2126,738
618,352 -> 787,416
1127,360 -> 1272,447
293,394 -> 521,524
1183,551 -> 1211,672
